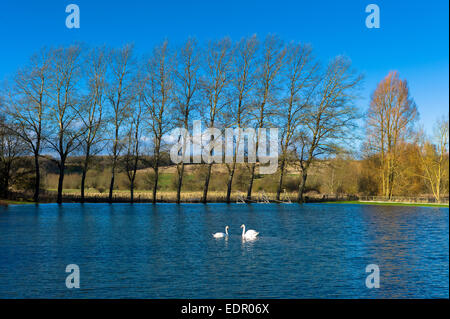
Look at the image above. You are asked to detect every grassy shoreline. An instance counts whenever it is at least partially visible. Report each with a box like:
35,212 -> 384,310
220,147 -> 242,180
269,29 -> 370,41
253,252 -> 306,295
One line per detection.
0,199 -> 35,206
2,197 -> 448,208
322,200 -> 449,208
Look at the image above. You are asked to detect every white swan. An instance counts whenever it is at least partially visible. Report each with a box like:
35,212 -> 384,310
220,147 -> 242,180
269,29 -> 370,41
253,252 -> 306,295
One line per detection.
241,224 -> 259,240
212,226 -> 229,238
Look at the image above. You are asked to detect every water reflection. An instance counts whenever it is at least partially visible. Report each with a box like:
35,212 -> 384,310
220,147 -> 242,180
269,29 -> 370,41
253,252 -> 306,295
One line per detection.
0,203 -> 447,298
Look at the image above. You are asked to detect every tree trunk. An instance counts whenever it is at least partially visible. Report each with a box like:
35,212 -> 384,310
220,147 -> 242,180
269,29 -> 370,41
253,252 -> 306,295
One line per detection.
436,169 -> 441,202
226,130 -> 241,203
80,158 -> 88,203
109,130 -> 119,202
130,180 -> 134,203
387,165 -> 394,199
297,169 -> 308,203
151,140 -> 162,203
57,162 -> 66,204
80,146 -> 91,203
176,163 -> 185,204
226,161 -> 237,203
202,163 -> 213,203
80,169 -> 87,203
33,153 -> 40,202
109,168 -> 115,203
276,158 -> 286,201
246,163 -> 256,200
152,167 -> 159,203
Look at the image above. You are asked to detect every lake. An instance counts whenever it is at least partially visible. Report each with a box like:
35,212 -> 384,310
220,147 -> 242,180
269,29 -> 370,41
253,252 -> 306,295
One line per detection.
0,203 -> 448,298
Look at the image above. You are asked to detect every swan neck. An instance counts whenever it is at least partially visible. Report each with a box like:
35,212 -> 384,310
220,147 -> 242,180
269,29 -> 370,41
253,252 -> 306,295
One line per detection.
242,225 -> 246,237
225,227 -> 228,236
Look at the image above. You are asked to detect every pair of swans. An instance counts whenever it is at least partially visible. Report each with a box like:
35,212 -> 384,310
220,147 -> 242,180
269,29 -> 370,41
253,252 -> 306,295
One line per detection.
212,225 -> 259,240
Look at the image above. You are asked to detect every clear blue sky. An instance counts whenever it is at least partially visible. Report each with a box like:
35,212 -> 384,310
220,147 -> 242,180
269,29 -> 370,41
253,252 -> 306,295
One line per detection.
0,0 -> 448,134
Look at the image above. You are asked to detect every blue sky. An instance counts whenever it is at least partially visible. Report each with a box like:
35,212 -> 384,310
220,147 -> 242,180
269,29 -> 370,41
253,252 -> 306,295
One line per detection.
0,0 -> 448,134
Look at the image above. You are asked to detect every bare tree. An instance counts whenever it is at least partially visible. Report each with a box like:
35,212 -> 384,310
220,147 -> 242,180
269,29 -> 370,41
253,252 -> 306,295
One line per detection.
173,39 -> 200,203
0,117 -> 26,198
417,117 -> 449,202
200,38 -> 233,203
276,42 -> 317,200
295,56 -> 362,203
3,49 -> 52,202
224,35 -> 259,203
45,45 -> 85,204
107,44 -> 136,202
79,46 -> 108,201
144,41 -> 174,203
247,35 -> 286,200
366,71 -> 418,198
123,81 -> 145,203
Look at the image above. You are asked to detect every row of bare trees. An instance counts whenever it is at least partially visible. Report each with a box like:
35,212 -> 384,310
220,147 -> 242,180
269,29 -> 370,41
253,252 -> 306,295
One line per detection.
0,35 -> 364,203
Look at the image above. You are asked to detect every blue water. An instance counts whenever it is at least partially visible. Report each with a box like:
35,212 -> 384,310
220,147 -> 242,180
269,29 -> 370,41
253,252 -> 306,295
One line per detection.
0,203 -> 448,298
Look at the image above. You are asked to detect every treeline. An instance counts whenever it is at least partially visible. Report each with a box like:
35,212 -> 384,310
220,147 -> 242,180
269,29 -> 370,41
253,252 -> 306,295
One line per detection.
0,36 -> 448,203
363,71 -> 449,201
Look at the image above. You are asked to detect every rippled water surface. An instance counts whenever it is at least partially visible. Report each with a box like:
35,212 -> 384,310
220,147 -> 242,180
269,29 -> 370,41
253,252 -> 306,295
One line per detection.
0,203 -> 448,298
